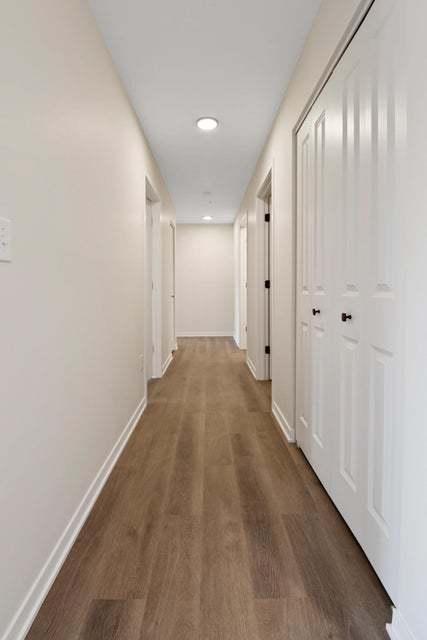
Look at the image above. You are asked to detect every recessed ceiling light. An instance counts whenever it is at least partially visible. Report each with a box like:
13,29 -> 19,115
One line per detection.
202,215 -> 213,221
197,117 -> 219,131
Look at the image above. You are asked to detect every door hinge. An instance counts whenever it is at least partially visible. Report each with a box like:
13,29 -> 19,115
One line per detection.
265,345 -> 270,355
264,213 -> 270,223
264,279 -> 270,289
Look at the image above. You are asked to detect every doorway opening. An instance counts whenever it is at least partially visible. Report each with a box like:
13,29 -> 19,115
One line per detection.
145,179 -> 162,390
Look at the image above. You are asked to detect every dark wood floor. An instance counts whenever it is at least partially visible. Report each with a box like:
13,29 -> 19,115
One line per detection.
27,337 -> 391,639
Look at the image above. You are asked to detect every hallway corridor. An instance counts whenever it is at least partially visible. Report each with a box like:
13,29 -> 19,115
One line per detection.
27,339 -> 391,640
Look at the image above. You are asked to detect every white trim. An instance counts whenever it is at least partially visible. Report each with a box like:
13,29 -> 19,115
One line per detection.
246,356 -> 257,379
272,400 -> 296,443
1,396 -> 147,640
387,610 -> 418,640
162,352 -> 173,375
176,331 -> 233,337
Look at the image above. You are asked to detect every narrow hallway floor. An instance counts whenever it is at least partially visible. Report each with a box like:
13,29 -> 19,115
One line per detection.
27,338 -> 391,639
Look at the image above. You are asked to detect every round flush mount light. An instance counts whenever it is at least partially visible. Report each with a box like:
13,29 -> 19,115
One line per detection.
202,215 -> 213,221
197,117 -> 219,131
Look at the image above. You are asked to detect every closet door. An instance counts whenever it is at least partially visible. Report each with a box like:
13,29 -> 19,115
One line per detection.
296,96 -> 334,487
296,117 -> 313,460
329,0 -> 403,600
296,0 -> 403,600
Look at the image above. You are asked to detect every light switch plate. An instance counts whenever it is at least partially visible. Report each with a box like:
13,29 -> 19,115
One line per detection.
0,217 -> 12,262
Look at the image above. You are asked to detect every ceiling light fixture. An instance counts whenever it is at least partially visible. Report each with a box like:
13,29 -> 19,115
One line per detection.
197,117 -> 219,131
202,215 -> 213,221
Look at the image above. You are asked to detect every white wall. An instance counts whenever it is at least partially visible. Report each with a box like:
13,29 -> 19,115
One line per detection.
176,224 -> 234,336
236,0 -> 365,433
0,3 -> 175,639
388,3 -> 427,638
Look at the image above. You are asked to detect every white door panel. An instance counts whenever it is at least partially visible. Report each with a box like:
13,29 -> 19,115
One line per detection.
264,195 -> 271,378
239,226 -> 247,349
296,122 -> 313,457
296,96 -> 334,486
145,199 -> 153,381
296,0 -> 403,600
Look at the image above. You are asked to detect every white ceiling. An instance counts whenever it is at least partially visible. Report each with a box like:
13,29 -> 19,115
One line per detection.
89,0 -> 321,223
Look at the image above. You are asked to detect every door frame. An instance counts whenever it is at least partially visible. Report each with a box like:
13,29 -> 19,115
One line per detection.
292,0 -> 379,435
145,177 -> 162,385
238,220 -> 248,350
256,167 -> 273,381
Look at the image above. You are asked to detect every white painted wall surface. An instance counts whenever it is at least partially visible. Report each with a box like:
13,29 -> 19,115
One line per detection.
0,3 -> 175,639
388,3 -> 427,638
176,224 -> 234,336
237,0 -> 364,427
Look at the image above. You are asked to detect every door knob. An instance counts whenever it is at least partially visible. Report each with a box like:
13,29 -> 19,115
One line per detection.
341,312 -> 352,322
312,308 -> 320,316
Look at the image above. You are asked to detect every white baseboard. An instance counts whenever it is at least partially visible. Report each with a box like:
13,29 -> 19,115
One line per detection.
162,352 -> 173,375
272,400 -> 296,443
234,334 -> 247,351
1,396 -> 147,640
387,609 -> 417,640
176,331 -> 232,337
246,356 -> 257,379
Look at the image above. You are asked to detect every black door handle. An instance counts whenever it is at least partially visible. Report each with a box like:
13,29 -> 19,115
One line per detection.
312,308 -> 320,316
341,312 -> 352,322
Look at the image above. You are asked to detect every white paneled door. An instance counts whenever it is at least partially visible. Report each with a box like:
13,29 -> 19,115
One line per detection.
145,198 -> 153,381
169,223 -> 176,352
296,0 -> 403,601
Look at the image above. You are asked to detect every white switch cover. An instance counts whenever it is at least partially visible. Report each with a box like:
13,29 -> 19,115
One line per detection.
0,218 -> 12,262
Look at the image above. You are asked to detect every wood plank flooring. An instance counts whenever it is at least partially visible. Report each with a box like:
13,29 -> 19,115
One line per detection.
26,337 -> 392,639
